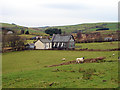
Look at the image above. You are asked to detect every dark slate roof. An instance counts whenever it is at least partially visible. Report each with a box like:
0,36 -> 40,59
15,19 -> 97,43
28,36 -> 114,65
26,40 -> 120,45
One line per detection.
51,34 -> 73,42
40,38 -> 51,43
25,43 -> 34,46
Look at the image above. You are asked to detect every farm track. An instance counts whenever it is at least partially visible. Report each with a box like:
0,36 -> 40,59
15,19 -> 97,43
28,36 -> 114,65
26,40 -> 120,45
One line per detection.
46,57 -> 106,67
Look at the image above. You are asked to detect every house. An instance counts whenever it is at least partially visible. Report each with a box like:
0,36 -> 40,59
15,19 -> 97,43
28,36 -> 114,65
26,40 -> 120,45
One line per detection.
104,37 -> 113,41
25,43 -> 35,50
51,34 -> 75,50
7,31 -> 13,34
30,36 -> 42,40
34,39 -> 52,49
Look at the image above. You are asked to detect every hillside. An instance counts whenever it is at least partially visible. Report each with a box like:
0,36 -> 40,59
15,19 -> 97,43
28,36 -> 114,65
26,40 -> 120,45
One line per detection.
1,23 -> 45,35
1,22 -> 118,34
39,22 -> 118,33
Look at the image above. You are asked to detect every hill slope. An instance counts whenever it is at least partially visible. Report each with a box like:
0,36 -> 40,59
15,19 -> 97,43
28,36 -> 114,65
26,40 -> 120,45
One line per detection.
1,22 -> 118,34
1,23 -> 45,35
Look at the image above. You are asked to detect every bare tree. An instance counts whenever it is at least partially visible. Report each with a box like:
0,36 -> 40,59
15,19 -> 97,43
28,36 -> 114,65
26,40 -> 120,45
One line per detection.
77,31 -> 82,39
2,33 -> 26,52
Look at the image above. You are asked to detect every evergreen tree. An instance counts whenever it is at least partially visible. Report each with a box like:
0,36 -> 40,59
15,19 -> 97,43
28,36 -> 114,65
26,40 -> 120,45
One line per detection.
25,30 -> 29,34
45,28 -> 61,36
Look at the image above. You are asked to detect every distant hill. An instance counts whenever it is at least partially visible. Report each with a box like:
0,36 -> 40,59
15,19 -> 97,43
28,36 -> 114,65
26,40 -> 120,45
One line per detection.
36,22 -> 117,33
1,22 -> 118,34
1,23 -> 45,35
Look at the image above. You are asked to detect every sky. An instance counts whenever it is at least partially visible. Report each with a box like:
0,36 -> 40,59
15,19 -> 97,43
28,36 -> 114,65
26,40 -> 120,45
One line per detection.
0,0 -> 119,27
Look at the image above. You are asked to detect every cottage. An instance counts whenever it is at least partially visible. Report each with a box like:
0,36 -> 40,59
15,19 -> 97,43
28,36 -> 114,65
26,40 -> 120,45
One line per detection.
34,39 -> 52,49
51,34 -> 75,50
104,37 -> 112,41
7,31 -> 13,34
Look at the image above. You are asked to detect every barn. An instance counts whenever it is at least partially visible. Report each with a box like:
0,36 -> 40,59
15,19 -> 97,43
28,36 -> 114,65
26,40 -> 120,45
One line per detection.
25,43 -> 35,50
51,34 -> 75,50
34,39 -> 52,49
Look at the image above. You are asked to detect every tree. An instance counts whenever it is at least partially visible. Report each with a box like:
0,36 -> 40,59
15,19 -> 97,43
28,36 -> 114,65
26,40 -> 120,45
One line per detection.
21,30 -> 24,34
25,30 -> 29,34
45,28 -> 61,36
2,33 -> 26,52
77,31 -> 82,39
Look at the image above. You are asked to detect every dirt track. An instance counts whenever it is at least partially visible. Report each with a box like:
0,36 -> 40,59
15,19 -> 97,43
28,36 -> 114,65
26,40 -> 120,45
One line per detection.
46,57 -> 106,67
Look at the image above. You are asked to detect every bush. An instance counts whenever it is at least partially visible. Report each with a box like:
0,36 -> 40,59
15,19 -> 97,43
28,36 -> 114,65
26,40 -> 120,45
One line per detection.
25,30 -> 29,34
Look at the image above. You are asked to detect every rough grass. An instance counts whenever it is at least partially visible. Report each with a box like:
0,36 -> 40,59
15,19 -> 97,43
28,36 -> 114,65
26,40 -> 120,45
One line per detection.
42,22 -> 117,33
2,50 -> 118,88
1,23 -> 46,35
75,41 -> 118,50
2,62 -> 118,88
18,34 -> 36,38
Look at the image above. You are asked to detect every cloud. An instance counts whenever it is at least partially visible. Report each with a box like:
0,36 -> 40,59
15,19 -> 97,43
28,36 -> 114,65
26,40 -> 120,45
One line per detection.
43,3 -> 89,10
0,0 -> 119,27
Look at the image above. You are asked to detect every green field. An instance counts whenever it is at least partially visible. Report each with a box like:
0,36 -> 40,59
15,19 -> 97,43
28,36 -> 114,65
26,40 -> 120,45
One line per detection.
1,23 -> 45,35
40,22 -> 118,33
75,41 -> 118,50
2,49 -> 118,88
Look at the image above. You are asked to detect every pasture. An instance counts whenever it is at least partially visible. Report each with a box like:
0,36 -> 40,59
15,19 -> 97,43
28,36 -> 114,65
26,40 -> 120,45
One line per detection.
2,50 -> 118,88
75,41 -> 118,50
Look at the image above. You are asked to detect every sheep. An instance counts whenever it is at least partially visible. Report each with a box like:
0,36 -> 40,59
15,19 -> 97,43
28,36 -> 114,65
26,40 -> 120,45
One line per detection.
76,57 -> 85,63
62,58 -> 66,61
113,53 -> 115,56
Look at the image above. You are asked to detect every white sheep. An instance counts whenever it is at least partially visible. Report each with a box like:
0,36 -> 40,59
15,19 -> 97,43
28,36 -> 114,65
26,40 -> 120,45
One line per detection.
76,57 -> 85,63
62,58 -> 66,61
113,53 -> 115,56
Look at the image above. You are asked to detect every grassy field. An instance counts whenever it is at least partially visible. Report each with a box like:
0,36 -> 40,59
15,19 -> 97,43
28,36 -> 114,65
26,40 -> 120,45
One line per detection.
40,22 -> 118,33
75,41 -> 118,50
1,23 -> 45,35
2,50 -> 118,88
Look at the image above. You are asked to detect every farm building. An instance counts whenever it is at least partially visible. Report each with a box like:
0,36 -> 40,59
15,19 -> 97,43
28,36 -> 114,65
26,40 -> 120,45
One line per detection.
25,43 -> 35,50
7,31 -> 13,34
51,34 -> 75,50
30,36 -> 42,40
34,39 -> 52,49
104,37 -> 113,41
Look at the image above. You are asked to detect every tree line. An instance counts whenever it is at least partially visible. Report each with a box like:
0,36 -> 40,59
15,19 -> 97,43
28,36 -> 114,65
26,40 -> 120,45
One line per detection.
45,28 -> 61,36
2,32 -> 26,52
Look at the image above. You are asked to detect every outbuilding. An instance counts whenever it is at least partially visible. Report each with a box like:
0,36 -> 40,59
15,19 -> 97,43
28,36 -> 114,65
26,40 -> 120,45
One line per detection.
25,43 -> 35,50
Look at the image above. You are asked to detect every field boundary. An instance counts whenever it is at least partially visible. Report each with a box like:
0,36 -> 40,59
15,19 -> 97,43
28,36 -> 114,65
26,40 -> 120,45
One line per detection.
2,48 -> 120,53
46,57 -> 106,67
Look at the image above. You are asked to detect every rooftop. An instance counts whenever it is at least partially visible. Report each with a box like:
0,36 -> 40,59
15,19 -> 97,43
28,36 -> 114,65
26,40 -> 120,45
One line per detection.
51,34 -> 73,42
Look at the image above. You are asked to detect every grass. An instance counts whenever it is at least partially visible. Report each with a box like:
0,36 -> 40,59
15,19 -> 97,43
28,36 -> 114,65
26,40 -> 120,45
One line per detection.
18,34 -> 36,38
1,23 -> 46,35
41,22 -> 118,33
2,50 -> 118,88
1,22 -> 118,34
26,40 -> 36,44
2,62 -> 118,88
75,41 -> 118,50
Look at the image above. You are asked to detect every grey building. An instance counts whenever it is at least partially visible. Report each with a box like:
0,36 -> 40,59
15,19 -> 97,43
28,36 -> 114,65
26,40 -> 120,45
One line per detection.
104,37 -> 113,41
25,43 -> 35,50
51,34 -> 75,50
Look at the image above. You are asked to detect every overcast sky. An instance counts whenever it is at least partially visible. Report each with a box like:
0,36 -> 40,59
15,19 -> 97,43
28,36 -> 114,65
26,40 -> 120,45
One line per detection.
0,0 -> 119,27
